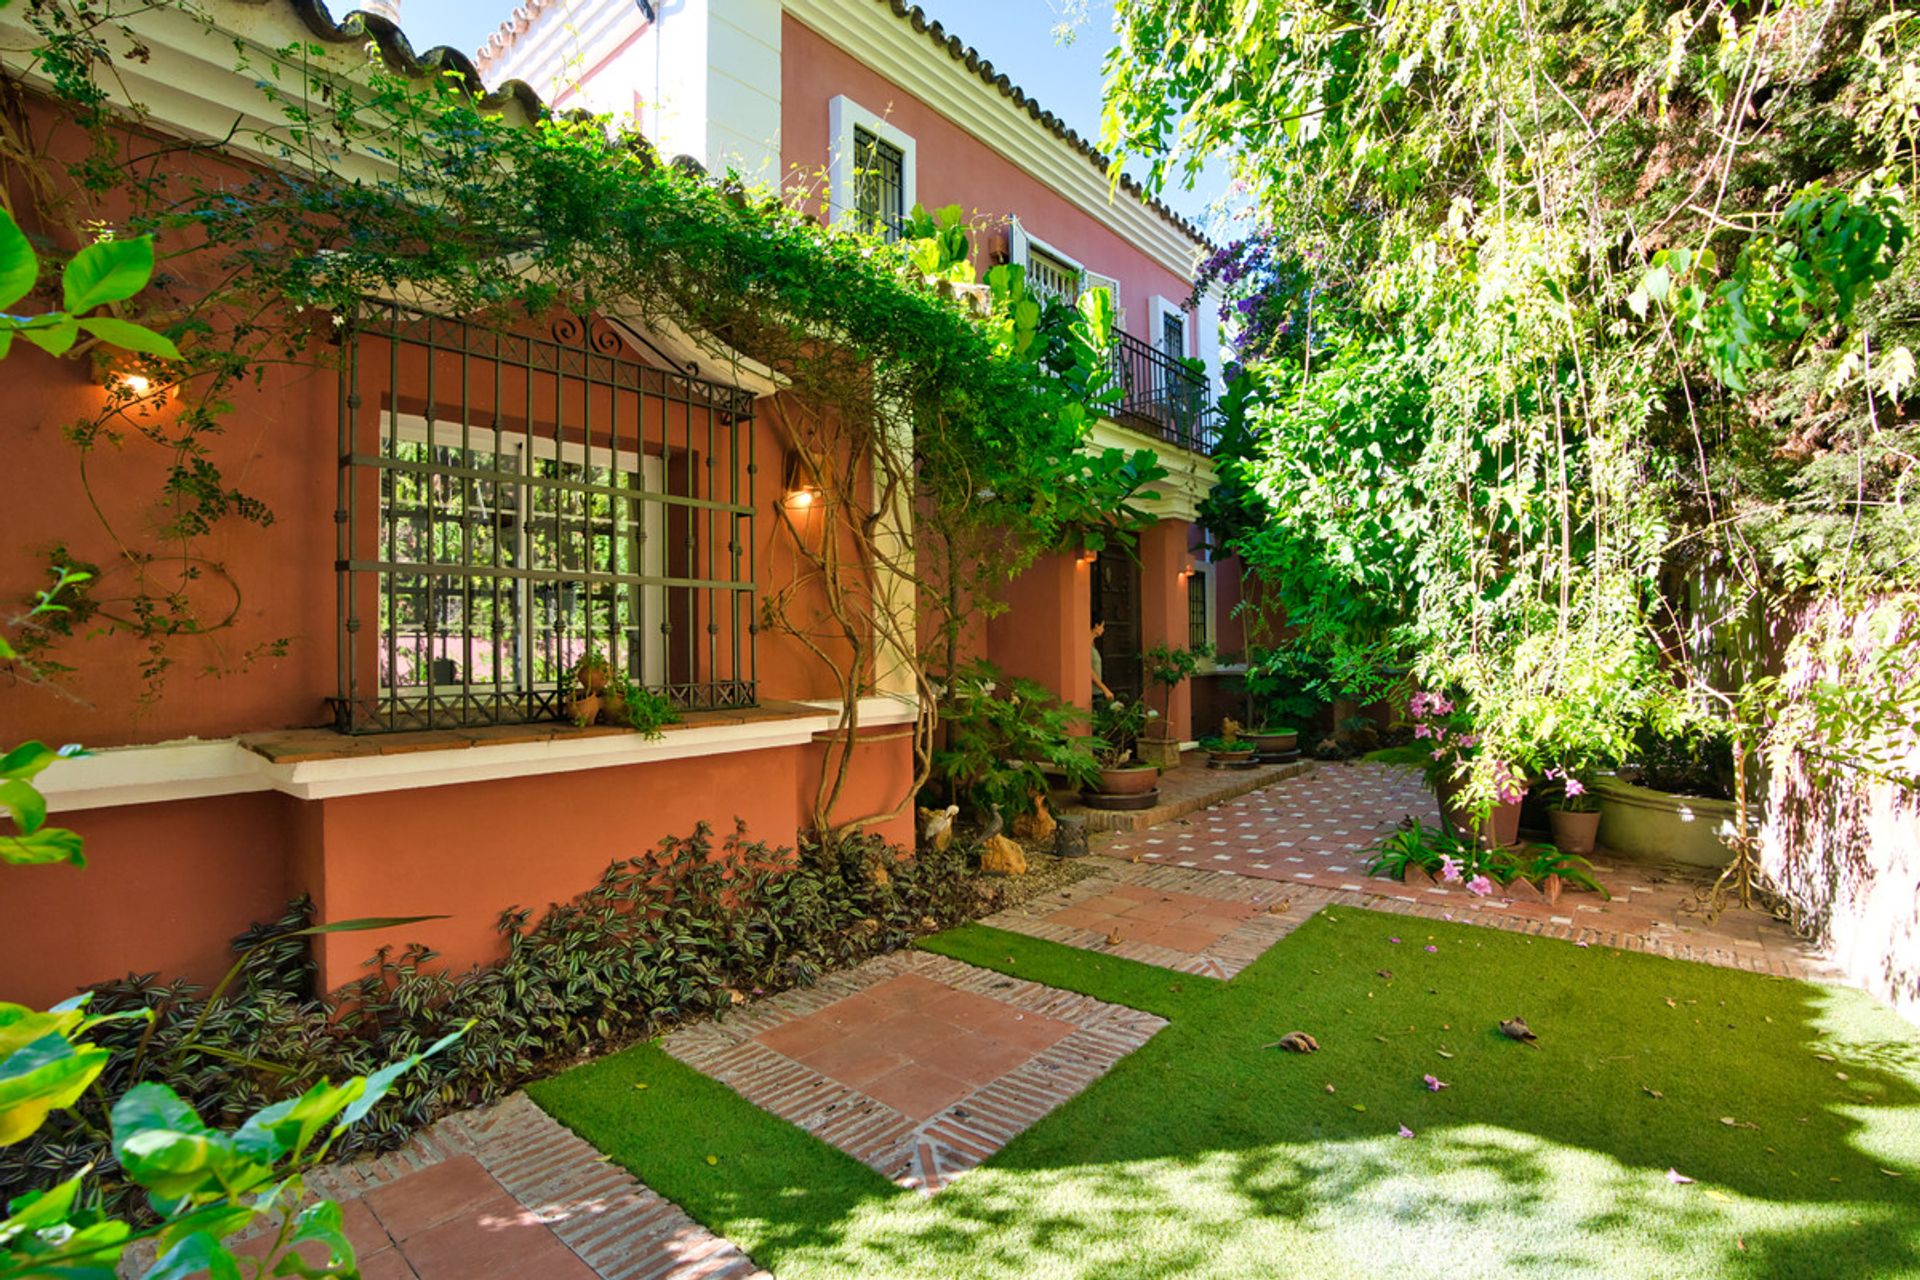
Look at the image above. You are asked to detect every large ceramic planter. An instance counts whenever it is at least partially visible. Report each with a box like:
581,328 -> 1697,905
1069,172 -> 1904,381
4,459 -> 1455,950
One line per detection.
1547,808 -> 1601,856
1135,734 -> 1184,770
1096,765 -> 1159,796
1593,776 -> 1741,868
1249,730 -> 1299,762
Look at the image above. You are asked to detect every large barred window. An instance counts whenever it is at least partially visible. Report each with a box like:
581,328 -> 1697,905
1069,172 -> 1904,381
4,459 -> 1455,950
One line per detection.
333,305 -> 759,733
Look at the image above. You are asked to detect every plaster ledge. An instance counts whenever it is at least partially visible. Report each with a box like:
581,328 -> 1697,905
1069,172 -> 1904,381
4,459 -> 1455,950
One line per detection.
37,696 -> 918,812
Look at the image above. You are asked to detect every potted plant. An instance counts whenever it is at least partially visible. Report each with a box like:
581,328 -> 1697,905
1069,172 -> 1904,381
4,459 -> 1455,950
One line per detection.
1411,690 -> 1526,848
1593,726 -> 1744,868
1085,697 -> 1161,804
1541,764 -> 1601,855
1246,724 -> 1300,760
929,662 -> 1100,823
1139,642 -> 1209,765
1201,718 -> 1258,768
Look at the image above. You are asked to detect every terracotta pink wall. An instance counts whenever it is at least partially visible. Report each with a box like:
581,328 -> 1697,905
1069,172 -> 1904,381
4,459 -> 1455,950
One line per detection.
1139,520 -> 1194,739
987,551 -> 1091,715
780,15 -> 1199,350
1,793 -> 299,1006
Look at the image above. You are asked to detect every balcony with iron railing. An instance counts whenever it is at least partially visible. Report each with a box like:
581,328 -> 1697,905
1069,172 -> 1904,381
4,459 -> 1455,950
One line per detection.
1106,328 -> 1218,455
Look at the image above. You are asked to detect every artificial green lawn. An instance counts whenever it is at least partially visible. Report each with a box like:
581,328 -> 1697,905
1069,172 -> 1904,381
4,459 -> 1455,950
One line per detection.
528,908 -> 1920,1279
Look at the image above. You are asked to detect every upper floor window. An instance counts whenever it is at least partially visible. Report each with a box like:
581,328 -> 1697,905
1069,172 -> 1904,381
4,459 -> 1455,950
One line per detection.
1027,243 -> 1083,308
1161,310 -> 1187,362
830,97 -> 916,244
853,126 -> 906,242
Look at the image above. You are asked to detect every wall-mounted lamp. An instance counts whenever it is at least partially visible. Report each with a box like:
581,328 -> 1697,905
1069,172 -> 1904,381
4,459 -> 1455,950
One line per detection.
782,449 -> 822,510
1076,549 -> 1098,567
1178,562 -> 1198,580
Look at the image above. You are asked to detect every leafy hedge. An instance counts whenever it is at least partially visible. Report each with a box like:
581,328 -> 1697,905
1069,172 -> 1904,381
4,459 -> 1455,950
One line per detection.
0,824 -> 980,1213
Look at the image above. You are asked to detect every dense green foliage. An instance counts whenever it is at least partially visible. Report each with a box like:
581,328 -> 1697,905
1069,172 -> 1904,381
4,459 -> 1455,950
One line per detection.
1106,0 -> 1918,802
536,911 -> 1920,1277
0,825 -> 984,1226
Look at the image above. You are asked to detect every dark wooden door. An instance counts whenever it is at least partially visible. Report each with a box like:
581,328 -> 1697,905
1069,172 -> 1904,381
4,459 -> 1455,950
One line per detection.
1093,553 -> 1142,701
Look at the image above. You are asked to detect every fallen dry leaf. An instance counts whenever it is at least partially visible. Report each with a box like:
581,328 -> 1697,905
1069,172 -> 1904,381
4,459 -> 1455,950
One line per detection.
1642,1086 -> 1664,1099
1268,1030 -> 1320,1053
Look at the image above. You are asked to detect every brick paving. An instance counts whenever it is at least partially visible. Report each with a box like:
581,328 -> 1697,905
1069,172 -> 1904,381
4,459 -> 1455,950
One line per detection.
983,861 -> 1300,978
1060,753 -> 1315,832
291,1092 -> 768,1280
1101,761 -> 1832,979
661,949 -> 1166,1193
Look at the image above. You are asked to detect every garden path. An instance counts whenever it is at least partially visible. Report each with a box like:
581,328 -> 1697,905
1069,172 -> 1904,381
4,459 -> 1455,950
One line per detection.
276,762 -> 1838,1280
1095,761 -> 1831,979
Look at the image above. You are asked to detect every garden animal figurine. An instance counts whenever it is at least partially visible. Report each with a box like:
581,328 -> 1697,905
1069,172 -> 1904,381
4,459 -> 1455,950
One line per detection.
979,803 -> 1005,841
1267,1031 -> 1320,1053
1499,1017 -> 1540,1046
920,804 -> 959,852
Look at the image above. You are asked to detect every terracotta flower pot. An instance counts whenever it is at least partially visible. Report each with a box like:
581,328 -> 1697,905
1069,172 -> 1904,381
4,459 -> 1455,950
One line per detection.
1097,765 -> 1159,796
1437,778 -> 1524,848
568,693 -> 603,727
1548,807 -> 1601,856
1249,730 -> 1298,755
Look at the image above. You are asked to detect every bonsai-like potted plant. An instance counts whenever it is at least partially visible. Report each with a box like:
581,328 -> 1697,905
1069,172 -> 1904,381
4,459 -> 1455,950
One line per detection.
1084,697 -> 1161,805
1246,724 -> 1300,760
1542,763 -> 1601,855
1139,642 -> 1209,765
1201,718 -> 1257,768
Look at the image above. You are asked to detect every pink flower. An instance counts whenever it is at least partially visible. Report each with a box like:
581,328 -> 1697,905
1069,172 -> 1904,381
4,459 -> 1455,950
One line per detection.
1430,748 -> 1447,761
1398,1124 -> 1415,1139
1466,874 -> 1493,897
1438,855 -> 1462,883
1414,724 -> 1432,739
1564,778 -> 1586,797
1458,733 -> 1479,748
1389,936 -> 1402,944
1424,945 -> 1438,953
1666,1169 -> 1694,1185
1424,1074 -> 1449,1092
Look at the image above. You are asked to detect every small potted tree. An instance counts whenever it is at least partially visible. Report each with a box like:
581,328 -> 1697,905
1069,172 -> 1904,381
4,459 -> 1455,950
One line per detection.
1083,697 -> 1162,808
1139,642 -> 1208,767
1201,718 -> 1258,768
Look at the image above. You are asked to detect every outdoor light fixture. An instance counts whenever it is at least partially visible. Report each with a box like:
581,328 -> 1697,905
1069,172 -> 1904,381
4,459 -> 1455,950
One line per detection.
1077,549 -> 1097,566
782,449 -> 821,509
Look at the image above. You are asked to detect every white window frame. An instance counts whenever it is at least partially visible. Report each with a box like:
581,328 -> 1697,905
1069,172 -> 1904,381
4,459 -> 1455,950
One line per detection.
1151,295 -> 1190,361
1009,218 -> 1084,300
380,413 -> 668,695
827,95 -> 916,232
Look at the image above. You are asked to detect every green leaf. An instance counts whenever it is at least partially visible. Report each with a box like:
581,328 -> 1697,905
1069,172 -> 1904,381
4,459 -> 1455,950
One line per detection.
334,1023 -> 469,1132
0,825 -> 86,867
62,235 -> 155,314
0,209 -> 39,312
0,778 -> 47,834
113,1083 -> 269,1202
78,316 -> 180,359
143,1231 -> 244,1280
0,1031 -> 111,1145
18,315 -> 78,356
0,741 -> 68,783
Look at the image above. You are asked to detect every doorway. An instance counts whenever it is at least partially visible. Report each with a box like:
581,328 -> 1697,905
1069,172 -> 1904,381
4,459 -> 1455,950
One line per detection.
1092,552 -> 1142,702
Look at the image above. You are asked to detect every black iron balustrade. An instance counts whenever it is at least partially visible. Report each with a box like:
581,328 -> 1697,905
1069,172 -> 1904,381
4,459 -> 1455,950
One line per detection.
1106,327 -> 1218,454
332,302 -> 760,734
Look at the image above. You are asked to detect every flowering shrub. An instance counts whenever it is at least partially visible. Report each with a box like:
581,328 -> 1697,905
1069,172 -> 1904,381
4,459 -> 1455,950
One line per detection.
1410,691 -> 1529,808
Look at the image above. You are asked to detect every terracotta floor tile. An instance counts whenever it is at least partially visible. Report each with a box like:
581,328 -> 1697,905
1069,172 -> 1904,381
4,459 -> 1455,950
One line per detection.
399,1207 -> 596,1280
364,1157 -> 513,1244
357,1248 -> 421,1280
859,1062 -> 975,1122
755,1011 -> 851,1059
794,1034 -> 910,1087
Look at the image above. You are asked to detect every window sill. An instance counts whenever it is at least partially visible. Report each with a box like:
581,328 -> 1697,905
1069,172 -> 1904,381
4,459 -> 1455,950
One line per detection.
40,697 -> 917,811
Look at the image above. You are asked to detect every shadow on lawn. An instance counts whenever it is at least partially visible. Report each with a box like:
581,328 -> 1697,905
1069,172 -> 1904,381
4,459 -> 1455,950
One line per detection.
543,908 -> 1920,1279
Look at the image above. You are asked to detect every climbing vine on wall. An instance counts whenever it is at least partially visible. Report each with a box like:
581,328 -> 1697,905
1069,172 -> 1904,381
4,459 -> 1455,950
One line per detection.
0,0 -> 1162,836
